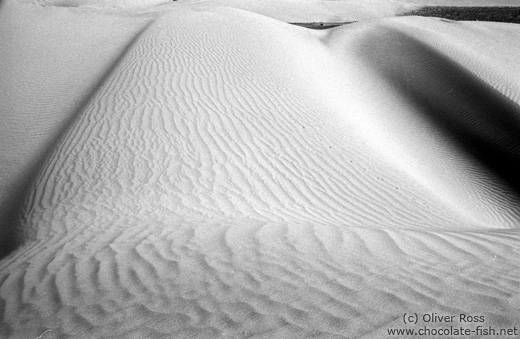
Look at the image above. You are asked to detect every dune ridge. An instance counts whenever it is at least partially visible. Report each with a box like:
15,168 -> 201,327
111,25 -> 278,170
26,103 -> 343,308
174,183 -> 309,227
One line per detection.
22,9 -> 482,237
0,0 -> 155,257
1,3 -> 520,338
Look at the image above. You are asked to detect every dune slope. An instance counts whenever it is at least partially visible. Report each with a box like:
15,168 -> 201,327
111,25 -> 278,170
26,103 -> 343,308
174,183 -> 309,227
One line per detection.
1,4 -> 520,339
0,0 -> 154,257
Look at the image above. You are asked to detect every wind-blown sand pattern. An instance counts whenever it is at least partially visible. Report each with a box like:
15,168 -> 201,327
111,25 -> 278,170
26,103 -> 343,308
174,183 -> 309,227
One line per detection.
1,1 -> 520,338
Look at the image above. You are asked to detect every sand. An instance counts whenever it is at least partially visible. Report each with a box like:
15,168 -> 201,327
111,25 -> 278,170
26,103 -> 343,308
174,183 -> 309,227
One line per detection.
1,0 -> 520,338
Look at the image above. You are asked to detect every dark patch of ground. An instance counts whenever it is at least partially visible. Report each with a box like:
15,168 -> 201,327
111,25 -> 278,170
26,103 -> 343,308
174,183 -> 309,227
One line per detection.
399,6 -> 520,23
290,22 -> 353,30
291,7 -> 520,30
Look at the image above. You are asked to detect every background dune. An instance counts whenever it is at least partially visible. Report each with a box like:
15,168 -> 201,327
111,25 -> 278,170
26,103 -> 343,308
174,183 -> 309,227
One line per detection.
1,0 -> 520,338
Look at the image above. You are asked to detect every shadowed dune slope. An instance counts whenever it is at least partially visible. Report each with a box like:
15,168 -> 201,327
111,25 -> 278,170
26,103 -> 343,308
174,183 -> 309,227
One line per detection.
322,17 -> 520,227
1,5 -> 520,339
0,0 -> 154,258
360,27 -> 520,195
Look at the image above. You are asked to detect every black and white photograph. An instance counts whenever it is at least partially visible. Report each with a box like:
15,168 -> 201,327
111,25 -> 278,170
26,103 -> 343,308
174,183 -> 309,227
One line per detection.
1,0 -> 520,337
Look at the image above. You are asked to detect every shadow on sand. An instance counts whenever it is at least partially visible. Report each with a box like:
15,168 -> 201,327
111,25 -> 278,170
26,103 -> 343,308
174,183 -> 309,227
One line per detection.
0,22 -> 154,260
359,26 -> 520,202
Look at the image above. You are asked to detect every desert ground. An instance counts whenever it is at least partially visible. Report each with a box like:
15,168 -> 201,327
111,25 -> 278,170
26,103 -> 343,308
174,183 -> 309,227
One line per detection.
1,0 -> 520,338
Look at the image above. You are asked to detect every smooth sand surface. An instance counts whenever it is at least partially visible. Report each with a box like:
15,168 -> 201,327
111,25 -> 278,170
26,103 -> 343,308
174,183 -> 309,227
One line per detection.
1,0 -> 520,338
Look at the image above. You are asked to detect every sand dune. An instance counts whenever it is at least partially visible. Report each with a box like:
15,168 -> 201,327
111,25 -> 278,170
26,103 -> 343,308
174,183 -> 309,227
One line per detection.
1,1 -> 520,338
0,0 -> 155,257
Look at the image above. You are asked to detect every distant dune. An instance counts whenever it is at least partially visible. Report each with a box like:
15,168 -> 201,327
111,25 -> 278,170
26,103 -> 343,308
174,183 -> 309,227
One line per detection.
1,0 -> 520,338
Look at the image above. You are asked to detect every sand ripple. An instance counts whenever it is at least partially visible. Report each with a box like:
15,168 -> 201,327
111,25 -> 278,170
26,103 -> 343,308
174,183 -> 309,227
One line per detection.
1,5 -> 520,338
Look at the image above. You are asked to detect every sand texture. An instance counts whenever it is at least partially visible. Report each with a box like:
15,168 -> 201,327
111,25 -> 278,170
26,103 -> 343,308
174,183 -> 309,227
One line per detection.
1,1 -> 520,338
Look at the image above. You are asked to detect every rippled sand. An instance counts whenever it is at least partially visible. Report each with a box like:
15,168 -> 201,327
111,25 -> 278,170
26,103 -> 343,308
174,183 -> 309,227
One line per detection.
1,1 -> 520,338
